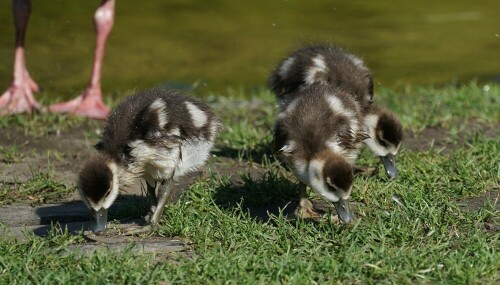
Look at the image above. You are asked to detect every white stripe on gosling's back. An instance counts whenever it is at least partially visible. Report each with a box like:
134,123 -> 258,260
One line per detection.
325,94 -> 357,126
278,57 -> 296,79
325,94 -> 346,115
305,54 -> 328,84
149,98 -> 168,128
346,54 -> 366,68
185,101 -> 208,128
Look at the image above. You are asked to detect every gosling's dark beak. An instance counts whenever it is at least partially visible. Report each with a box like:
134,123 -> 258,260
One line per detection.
333,199 -> 354,224
92,208 -> 108,233
380,153 -> 398,179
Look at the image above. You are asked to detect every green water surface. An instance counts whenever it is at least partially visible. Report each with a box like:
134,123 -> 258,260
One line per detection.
1,0 -> 499,98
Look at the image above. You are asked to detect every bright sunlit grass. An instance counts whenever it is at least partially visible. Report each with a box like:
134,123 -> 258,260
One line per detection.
0,82 -> 498,284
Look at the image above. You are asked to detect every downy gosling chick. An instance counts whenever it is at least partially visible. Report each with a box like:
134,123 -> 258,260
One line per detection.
78,89 -> 221,233
269,45 -> 403,178
273,84 -> 367,223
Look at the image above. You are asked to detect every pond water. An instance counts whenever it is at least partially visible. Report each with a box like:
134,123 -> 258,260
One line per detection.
0,0 -> 499,98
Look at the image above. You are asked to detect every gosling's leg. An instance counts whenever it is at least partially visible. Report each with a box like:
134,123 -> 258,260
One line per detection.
145,181 -> 157,222
149,180 -> 173,225
294,182 -> 321,220
122,180 -> 173,235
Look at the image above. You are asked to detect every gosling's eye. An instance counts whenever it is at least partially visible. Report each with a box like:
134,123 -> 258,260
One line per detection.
377,132 -> 388,147
325,181 -> 338,193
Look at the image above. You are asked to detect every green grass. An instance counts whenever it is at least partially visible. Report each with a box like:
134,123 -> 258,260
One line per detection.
211,88 -> 276,162
0,172 -> 71,206
0,109 -> 99,138
377,82 -> 500,132
0,83 -> 499,284
0,145 -> 25,164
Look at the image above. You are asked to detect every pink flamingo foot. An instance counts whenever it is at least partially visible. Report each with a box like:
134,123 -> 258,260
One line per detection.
1,2 -> 41,116
48,0 -> 115,120
0,70 -> 40,116
49,87 -> 109,119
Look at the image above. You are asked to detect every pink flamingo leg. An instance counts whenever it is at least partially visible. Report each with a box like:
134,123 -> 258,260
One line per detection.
0,0 -> 41,116
49,0 -> 115,119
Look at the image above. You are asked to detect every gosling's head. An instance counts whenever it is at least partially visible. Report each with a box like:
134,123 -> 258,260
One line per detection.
78,154 -> 120,233
364,106 -> 403,178
308,150 -> 355,223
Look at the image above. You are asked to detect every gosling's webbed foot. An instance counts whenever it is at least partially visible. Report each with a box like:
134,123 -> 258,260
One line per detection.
295,198 -> 322,220
120,224 -> 158,236
83,223 -> 155,242
353,165 -> 378,176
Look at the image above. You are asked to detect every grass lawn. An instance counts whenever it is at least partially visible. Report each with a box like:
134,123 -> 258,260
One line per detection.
0,82 -> 499,284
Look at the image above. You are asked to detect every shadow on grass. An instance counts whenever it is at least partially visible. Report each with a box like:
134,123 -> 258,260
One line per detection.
210,170 -> 353,230
26,195 -> 150,237
212,141 -> 274,164
211,172 -> 301,222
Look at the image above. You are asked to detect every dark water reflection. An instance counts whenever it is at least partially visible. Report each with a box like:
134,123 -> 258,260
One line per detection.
0,0 -> 499,98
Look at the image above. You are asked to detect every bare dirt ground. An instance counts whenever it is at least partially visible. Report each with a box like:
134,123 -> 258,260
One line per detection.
0,119 -> 498,247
